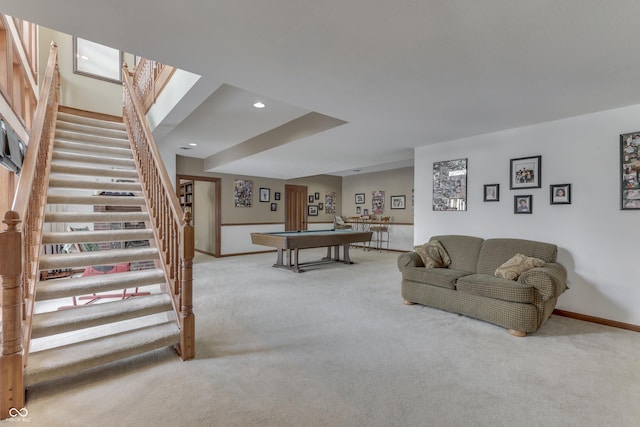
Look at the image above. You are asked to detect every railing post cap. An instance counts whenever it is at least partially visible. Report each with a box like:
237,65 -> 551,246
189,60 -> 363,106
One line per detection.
2,210 -> 21,229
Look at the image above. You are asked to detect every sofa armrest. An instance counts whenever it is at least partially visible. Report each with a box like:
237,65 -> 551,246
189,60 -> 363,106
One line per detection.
397,252 -> 424,270
518,262 -> 568,301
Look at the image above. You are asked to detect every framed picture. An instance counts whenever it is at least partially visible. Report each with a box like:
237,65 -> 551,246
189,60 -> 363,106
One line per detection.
390,195 -> 406,209
259,188 -> 270,202
318,203 -> 324,210
314,192 -> 320,200
274,192 -> 281,201
550,184 -> 571,205
324,192 -> 336,214
510,155 -> 541,189
356,206 -> 361,214
363,208 -> 369,215
234,179 -> 252,207
270,203 -> 277,211
514,195 -> 532,214
309,195 -> 314,203
308,205 -> 318,216
620,131 -> 640,209
433,158 -> 467,211
483,184 -> 500,202
355,193 -> 365,204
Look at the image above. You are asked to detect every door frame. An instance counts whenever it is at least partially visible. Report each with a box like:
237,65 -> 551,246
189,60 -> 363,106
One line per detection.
176,174 -> 221,257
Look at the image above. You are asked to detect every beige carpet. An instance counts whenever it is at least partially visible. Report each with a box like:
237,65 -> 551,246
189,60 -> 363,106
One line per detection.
20,249 -> 640,426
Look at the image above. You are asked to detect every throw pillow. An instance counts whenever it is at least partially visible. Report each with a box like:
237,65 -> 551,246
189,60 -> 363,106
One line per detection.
414,240 -> 452,269
494,253 -> 545,281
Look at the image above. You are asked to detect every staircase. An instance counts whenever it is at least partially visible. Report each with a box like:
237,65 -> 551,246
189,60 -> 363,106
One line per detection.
26,109 -> 180,386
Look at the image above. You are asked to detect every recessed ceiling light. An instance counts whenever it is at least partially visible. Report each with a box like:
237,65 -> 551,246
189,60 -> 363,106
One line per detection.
253,101 -> 266,109
188,143 -> 198,147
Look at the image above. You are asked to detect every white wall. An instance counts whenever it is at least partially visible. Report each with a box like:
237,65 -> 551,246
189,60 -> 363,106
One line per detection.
414,104 -> 640,325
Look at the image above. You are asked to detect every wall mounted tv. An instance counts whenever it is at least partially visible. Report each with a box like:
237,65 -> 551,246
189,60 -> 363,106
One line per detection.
0,119 -> 25,175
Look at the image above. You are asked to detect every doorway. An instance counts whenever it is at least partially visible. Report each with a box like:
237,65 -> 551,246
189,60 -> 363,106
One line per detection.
285,184 -> 308,231
176,174 -> 221,257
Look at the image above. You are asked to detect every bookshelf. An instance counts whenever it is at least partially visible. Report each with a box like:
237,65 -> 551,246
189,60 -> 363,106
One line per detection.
180,180 -> 194,217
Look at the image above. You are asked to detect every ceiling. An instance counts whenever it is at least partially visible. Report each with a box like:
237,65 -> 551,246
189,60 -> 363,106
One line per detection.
4,1 -> 640,179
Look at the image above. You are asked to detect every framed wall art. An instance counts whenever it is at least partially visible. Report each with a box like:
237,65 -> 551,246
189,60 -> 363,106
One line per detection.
550,184 -> 571,205
390,195 -> 406,209
514,195 -> 532,214
259,187 -> 270,202
372,190 -> 385,214
274,192 -> 281,201
483,184 -> 500,202
433,158 -> 467,211
621,131 -> 640,209
510,155 -> 541,189
355,193 -> 365,204
234,179 -> 252,207
308,205 -> 318,216
324,192 -> 336,214
270,203 -> 277,211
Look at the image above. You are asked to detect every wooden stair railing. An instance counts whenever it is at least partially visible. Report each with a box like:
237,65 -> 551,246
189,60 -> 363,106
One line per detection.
132,58 -> 176,113
0,42 -> 59,420
122,64 -> 195,361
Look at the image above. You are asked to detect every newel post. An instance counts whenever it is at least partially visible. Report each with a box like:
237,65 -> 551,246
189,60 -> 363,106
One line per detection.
179,211 -> 195,360
0,211 -> 25,419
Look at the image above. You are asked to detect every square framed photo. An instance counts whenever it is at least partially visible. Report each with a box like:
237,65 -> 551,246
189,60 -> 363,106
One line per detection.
390,195 -> 406,209
259,188 -> 270,202
514,195 -> 532,214
355,193 -> 365,204
510,155 -> 541,189
483,184 -> 500,202
307,205 -> 318,216
550,184 -> 571,205
270,203 -> 277,211
274,192 -> 281,201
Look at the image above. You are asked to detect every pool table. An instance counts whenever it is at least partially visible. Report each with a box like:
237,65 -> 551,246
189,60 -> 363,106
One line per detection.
250,229 -> 373,272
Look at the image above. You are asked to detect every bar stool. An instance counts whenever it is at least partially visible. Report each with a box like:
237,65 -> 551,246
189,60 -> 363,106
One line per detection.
370,216 -> 390,251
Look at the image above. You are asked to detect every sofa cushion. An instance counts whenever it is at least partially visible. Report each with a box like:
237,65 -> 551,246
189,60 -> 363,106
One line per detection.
494,253 -> 545,280
455,273 -> 536,303
430,235 -> 484,273
476,238 -> 557,275
401,267 -> 470,290
414,240 -> 451,268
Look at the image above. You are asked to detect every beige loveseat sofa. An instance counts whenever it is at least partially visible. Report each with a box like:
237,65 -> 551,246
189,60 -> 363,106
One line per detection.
398,235 -> 568,336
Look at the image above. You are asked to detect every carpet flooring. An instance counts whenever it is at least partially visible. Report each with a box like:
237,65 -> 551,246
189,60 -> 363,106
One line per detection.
20,249 -> 640,426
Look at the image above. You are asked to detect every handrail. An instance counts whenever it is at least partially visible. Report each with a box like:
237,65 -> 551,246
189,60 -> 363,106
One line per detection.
122,64 -> 195,360
132,58 -> 176,113
0,42 -> 59,420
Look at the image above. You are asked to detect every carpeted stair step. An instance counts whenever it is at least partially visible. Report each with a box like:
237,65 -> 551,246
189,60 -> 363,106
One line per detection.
48,178 -> 142,193
52,151 -> 136,168
26,321 -> 180,385
57,111 -> 126,131
55,120 -> 129,140
50,163 -> 139,179
54,139 -> 133,159
36,268 -> 166,301
47,194 -> 146,206
42,229 -> 154,245
55,129 -> 130,148
31,293 -> 173,339
45,211 -> 149,223
39,247 -> 159,271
